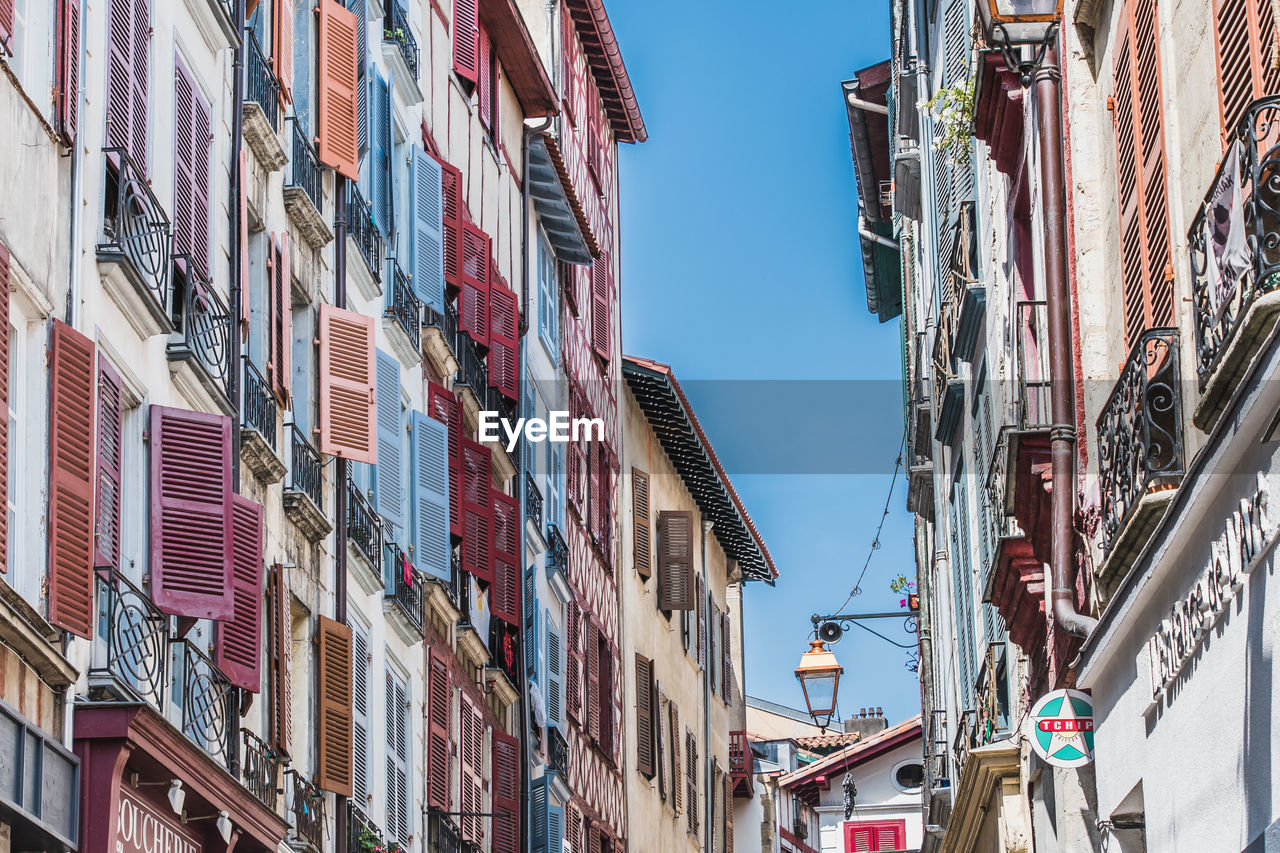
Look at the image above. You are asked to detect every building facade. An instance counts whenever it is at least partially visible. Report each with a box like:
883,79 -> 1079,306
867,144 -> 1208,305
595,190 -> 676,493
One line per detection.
854,0 -> 1280,850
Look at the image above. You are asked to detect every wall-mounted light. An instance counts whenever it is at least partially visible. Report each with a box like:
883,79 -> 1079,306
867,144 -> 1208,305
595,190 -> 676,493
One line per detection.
130,775 -> 185,816
183,810 -> 233,844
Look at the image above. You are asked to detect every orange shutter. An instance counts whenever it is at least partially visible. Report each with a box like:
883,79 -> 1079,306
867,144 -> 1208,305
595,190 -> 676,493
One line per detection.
48,321 -> 96,638
316,614 -> 354,795
1213,0 -> 1280,137
317,0 -> 359,179
318,304 -> 377,463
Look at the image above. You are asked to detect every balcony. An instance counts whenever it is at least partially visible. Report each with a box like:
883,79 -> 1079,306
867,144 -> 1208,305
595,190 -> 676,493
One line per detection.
172,637 -> 237,770
730,730 -> 754,797
927,708 -> 949,791
525,472 -> 544,533
242,28 -> 287,171
167,260 -> 234,415
284,423 -> 331,541
932,300 -> 964,444
1190,95 -> 1280,430
349,802 -> 385,853
545,523 -> 568,581
985,426 -> 1048,659
346,182 -> 384,300
241,729 -> 283,812
382,1 -> 423,104
241,357 -> 287,483
547,725 -> 569,782
950,201 -> 985,361
347,475 -> 384,576
98,148 -> 174,339
287,770 -> 325,850
428,812 -> 462,853
1095,328 -> 1184,593
384,260 -> 422,365
284,118 -> 333,248
422,303 -> 460,379
384,541 -> 426,641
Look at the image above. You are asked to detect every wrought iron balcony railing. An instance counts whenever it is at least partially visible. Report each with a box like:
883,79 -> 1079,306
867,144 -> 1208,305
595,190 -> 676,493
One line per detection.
91,569 -> 168,709
347,183 -> 383,283
288,770 -> 325,849
287,423 -> 324,510
383,0 -> 420,81
386,260 -> 421,343
241,729 -> 282,811
429,811 -> 461,853
171,260 -> 232,398
525,472 -> 544,532
385,541 -> 426,635
548,725 -> 569,779
546,524 -> 568,578
287,117 -> 324,215
1096,328 -> 1184,552
242,356 -> 278,450
99,147 -> 172,314
450,300 -> 490,398
1014,299 -> 1052,430
348,475 -> 383,570
927,708 -> 949,789
244,28 -> 279,130
1189,94 -> 1280,389
172,636 -> 237,773
348,801 -> 384,853
952,708 -> 977,778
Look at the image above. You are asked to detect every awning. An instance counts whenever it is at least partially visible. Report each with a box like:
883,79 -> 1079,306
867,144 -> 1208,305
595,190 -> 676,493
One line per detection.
528,135 -> 593,265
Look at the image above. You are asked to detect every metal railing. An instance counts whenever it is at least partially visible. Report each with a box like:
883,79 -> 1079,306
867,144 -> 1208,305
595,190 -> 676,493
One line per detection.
1096,328 -> 1184,552
172,260 -> 232,397
288,770 -> 325,848
429,812 -> 461,853
241,729 -> 281,811
548,725 -> 569,779
92,568 -> 169,708
546,524 -> 568,577
348,801 -> 384,853
450,299 -> 490,398
525,472 -> 543,532
287,423 -> 324,510
244,28 -> 279,130
348,475 -> 383,570
287,118 -> 324,215
347,183 -> 383,283
1014,299 -> 1052,429
928,708 -> 948,787
99,147 -> 172,314
172,637 -> 237,772
952,708 -> 977,778
385,542 -> 426,635
386,261 -> 421,343
1189,95 -> 1280,387
383,0 -> 420,81
242,357 -> 278,450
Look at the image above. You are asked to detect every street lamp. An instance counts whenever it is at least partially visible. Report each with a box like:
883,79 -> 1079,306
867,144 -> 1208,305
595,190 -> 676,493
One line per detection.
976,0 -> 1062,85
794,639 -> 843,731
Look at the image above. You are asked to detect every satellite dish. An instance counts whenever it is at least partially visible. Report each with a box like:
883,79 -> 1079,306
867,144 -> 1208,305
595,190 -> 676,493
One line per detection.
818,621 -> 843,644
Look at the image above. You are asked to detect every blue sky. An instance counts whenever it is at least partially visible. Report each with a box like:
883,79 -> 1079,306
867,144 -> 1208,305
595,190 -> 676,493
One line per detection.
609,1 -> 923,723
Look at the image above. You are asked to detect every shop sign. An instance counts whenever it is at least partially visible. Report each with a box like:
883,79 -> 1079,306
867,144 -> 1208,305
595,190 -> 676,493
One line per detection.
116,785 -> 200,853
1026,689 -> 1094,768
1147,474 -> 1273,700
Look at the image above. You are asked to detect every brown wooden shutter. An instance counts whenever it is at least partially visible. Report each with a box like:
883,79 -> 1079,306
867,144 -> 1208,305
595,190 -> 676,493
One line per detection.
586,620 -> 601,742
461,438 -> 493,581
57,0 -> 79,142
272,233 -> 292,405
427,648 -> 451,808
273,0 -> 294,104
316,614 -> 354,795
48,321 -> 96,638
214,495 -> 265,691
492,729 -> 520,853
696,574 -> 707,669
671,701 -> 682,815
632,468 -> 651,579
566,600 -> 582,722
721,610 -> 733,704
269,563 -> 293,757
599,640 -> 614,759
94,356 -> 123,572
452,0 -> 480,84
1112,0 -> 1173,347
1213,0 -> 1280,137
0,245 -> 8,575
591,250 -> 610,363
687,730 -> 698,834
725,773 -> 734,853
658,510 -> 694,610
636,653 -> 654,777
318,303 -> 377,463
317,0 -> 359,180
566,805 -> 582,853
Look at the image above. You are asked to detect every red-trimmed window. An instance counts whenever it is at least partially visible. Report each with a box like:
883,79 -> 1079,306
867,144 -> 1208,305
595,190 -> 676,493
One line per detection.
844,820 -> 905,852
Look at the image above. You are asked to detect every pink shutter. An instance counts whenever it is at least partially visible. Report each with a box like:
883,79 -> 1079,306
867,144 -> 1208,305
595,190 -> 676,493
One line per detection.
429,382 -> 463,541
0,0 -> 12,46
591,250 -> 610,363
487,281 -> 518,403
452,0 -> 479,84
490,490 -> 519,625
94,356 -> 124,571
318,304 -> 377,463
317,0 -> 359,179
274,0 -> 294,104
461,438 -> 492,582
458,224 -> 491,350
57,0 -> 79,142
215,495 -> 265,691
48,321 -> 96,638
149,405 -> 234,621
0,245 -> 8,575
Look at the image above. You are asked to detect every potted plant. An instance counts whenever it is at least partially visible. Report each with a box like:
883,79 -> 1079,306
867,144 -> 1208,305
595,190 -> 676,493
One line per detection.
890,574 -> 919,611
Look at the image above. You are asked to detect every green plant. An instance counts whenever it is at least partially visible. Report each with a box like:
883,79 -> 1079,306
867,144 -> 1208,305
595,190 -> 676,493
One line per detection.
889,573 -> 916,595
922,78 -> 976,168
355,828 -> 383,853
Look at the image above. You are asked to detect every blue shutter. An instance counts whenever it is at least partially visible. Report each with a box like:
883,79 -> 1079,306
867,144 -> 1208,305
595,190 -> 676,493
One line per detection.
547,801 -> 563,853
353,0 -> 367,156
546,611 -> 563,728
546,443 -> 562,530
375,349 -> 405,533
411,410 -> 451,581
531,778 -> 548,853
524,565 -> 539,676
409,146 -> 446,312
370,65 -> 392,238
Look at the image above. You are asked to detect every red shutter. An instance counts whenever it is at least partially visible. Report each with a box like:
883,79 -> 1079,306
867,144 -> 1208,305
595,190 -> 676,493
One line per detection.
317,614 -> 354,795
458,225 -> 491,350
491,730 -> 520,853
844,820 -> 906,852
274,0 -> 294,103
477,27 -> 493,131
0,0 -> 12,46
149,405 -> 234,621
94,356 -> 123,572
488,280 -> 519,403
588,442 -> 602,542
317,0 -> 359,180
632,468 -> 650,579
461,438 -> 492,581
106,0 -> 148,168
591,250 -> 610,363
490,490 -> 520,625
269,563 -> 293,757
452,0 -> 480,84
238,150 -> 250,336
57,0 -> 79,142
273,233 -> 292,405
566,600 -> 582,722
48,321 -> 96,638
0,245 -> 8,575
428,382 -> 463,541
725,774 -> 734,853
215,495 -> 264,691
436,157 -> 464,293
318,304 -> 377,463
586,620 -> 600,742
427,648 -> 451,808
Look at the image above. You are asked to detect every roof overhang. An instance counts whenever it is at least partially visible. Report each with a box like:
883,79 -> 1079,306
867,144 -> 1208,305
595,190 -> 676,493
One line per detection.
537,133 -> 600,258
843,61 -> 893,224
778,718 -> 923,805
622,357 -> 777,583
528,135 -> 593,264
480,0 -> 559,117
564,0 -> 647,143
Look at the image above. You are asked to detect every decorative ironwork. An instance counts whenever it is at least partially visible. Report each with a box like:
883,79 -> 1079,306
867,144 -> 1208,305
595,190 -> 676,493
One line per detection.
244,28 -> 279,129
1014,299 -> 1052,429
524,472 -> 544,532
927,708 -> 949,789
385,541 -> 426,635
548,725 -> 569,779
242,729 -> 281,811
545,524 -> 568,577
100,148 -> 172,313
347,183 -> 384,282
287,118 -> 324,215
383,0 -> 420,81
289,770 -> 326,849
952,708 -> 977,776
348,475 -> 383,570
429,812 -> 461,853
287,423 -> 324,510
348,801 -> 384,853
171,260 -> 232,396
1096,327 -> 1184,551
1189,95 -> 1280,387
171,637 -> 237,772
386,260 -> 421,343
242,357 -> 278,450
451,301 -> 490,399
92,569 -> 169,709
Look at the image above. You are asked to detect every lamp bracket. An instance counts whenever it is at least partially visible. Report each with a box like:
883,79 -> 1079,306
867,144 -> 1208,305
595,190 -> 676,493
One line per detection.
992,22 -> 1057,87
810,611 -> 918,649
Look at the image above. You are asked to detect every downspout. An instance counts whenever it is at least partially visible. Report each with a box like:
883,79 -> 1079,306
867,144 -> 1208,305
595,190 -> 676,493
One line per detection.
1037,41 -> 1096,639
229,0 -> 245,494
334,169 -> 350,852
64,0 -> 84,329
701,520 -> 714,853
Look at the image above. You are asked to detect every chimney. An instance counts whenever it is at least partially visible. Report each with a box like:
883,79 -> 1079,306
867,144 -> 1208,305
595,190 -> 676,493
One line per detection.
843,706 -> 888,739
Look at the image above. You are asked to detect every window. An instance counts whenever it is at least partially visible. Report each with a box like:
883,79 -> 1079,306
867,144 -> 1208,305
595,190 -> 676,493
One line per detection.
537,229 -> 558,363
843,820 -> 906,852
386,665 -> 411,844
351,621 -> 371,806
892,761 -> 925,794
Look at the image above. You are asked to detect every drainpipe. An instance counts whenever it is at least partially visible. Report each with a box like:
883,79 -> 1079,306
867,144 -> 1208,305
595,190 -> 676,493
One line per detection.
229,0 -> 245,494
701,520 -> 714,853
1037,43 -> 1096,639
334,171 -> 350,853
64,0 -> 84,329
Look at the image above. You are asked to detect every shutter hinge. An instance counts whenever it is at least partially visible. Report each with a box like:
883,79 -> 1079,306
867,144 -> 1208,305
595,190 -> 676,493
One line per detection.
1106,96 -> 1115,112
